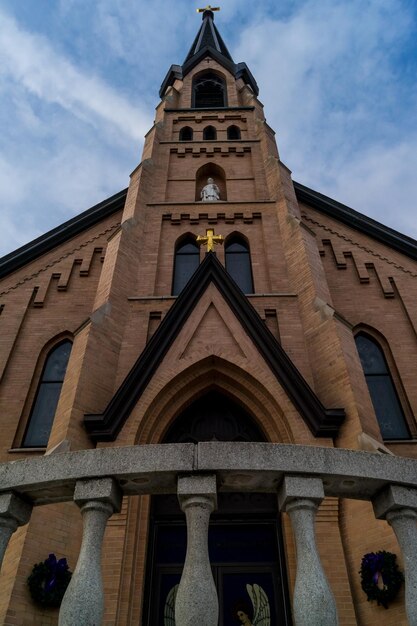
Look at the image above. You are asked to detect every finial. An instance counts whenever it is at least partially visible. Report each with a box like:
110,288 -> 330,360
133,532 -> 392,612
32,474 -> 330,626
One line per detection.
197,5 -> 220,19
196,228 -> 224,253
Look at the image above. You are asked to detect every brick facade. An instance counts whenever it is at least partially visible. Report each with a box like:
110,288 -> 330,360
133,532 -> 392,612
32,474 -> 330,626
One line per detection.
0,15 -> 416,626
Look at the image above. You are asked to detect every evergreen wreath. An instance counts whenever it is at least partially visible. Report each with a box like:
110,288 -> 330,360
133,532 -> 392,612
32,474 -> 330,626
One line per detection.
27,554 -> 72,608
359,551 -> 403,609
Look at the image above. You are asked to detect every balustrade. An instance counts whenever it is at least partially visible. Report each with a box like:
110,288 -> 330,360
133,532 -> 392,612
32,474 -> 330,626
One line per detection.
58,478 -> 122,626
175,474 -> 218,626
0,443 -> 416,625
0,493 -> 32,569
374,484 -> 417,626
278,476 -> 338,626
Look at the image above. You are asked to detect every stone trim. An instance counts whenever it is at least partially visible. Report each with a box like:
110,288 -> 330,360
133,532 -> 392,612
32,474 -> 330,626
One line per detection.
84,253 -> 345,440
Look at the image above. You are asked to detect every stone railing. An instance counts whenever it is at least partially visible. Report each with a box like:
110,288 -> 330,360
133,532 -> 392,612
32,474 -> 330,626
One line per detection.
1,443 -> 417,626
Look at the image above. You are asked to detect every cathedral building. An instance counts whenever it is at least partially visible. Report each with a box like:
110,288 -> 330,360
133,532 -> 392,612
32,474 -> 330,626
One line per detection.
1,8 -> 417,626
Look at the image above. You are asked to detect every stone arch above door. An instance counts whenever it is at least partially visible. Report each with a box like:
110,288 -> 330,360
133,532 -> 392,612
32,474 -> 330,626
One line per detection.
134,356 -> 294,445
162,389 -> 266,444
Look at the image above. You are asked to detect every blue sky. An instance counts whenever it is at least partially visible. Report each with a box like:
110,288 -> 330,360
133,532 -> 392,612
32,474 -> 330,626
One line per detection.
1,0 -> 416,257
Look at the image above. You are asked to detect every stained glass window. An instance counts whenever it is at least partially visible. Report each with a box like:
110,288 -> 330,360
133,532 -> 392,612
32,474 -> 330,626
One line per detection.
355,333 -> 410,440
225,236 -> 254,294
172,238 -> 200,295
22,340 -> 72,447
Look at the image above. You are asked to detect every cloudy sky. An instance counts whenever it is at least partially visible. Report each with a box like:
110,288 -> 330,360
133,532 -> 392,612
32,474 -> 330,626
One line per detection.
0,0 -> 416,257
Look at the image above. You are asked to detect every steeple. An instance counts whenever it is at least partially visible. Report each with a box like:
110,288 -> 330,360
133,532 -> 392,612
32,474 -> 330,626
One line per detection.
159,9 -> 258,99
183,8 -> 234,66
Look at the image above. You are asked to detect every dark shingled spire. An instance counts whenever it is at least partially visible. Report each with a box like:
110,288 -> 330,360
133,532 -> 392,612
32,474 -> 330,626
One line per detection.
183,9 -> 234,65
159,10 -> 259,99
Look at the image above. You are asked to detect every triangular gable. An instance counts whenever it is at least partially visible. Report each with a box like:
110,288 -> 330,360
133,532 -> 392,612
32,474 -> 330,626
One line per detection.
84,253 -> 345,441
179,300 -> 246,360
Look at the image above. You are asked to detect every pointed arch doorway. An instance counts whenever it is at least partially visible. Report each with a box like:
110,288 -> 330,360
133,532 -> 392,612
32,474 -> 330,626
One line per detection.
143,390 -> 292,625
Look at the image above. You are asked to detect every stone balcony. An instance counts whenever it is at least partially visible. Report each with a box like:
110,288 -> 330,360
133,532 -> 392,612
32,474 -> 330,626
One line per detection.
1,442 -> 417,625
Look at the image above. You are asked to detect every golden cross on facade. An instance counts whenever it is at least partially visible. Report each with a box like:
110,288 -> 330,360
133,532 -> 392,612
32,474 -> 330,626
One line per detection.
197,5 -> 221,13
196,228 -> 224,253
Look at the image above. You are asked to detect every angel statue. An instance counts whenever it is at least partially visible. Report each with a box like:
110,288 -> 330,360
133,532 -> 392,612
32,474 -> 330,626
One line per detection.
234,584 -> 271,626
164,581 -> 270,626
164,584 -> 178,626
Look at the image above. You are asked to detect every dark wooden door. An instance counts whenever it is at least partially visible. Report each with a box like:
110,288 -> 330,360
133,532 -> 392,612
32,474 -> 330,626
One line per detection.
144,391 -> 292,624
144,494 -> 292,626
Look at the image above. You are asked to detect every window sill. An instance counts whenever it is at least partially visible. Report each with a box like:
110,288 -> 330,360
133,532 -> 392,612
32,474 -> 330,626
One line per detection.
384,439 -> 417,444
8,447 -> 46,454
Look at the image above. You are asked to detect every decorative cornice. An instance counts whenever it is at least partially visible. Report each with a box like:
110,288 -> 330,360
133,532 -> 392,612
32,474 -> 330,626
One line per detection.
303,214 -> 417,278
0,189 -> 127,280
294,181 -> 417,262
0,223 -> 119,297
84,253 -> 345,441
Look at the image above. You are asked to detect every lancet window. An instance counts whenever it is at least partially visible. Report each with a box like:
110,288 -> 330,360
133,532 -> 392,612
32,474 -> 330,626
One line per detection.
172,236 -> 200,295
227,125 -> 241,140
22,339 -> 72,447
225,235 -> 254,294
203,125 -> 217,140
179,126 -> 193,141
355,333 -> 410,440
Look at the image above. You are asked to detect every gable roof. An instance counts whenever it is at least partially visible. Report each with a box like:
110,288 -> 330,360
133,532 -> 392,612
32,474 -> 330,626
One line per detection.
84,252 -> 345,441
294,182 -> 417,262
0,188 -> 126,280
1,182 -> 416,282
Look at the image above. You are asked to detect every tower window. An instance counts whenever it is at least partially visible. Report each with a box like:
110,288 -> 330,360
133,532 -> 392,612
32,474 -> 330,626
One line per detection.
227,125 -> 241,140
193,72 -> 227,108
203,126 -> 217,141
355,333 -> 410,440
22,340 -> 72,448
172,236 -> 200,295
179,126 -> 193,141
225,235 -> 254,294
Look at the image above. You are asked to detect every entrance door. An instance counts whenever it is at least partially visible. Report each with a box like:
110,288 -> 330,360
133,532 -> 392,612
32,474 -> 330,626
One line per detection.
145,493 -> 291,626
143,391 -> 292,625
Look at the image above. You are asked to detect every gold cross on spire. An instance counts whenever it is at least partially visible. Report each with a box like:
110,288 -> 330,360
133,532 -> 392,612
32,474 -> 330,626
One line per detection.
196,228 -> 224,253
197,5 -> 221,13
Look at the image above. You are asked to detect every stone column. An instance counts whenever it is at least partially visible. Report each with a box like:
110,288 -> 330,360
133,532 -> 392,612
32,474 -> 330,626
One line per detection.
175,474 -> 218,626
58,478 -> 122,626
278,476 -> 339,626
0,493 -> 32,570
373,485 -> 417,625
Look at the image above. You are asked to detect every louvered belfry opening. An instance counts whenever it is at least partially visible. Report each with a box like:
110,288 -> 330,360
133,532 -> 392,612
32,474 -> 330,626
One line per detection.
193,72 -> 227,108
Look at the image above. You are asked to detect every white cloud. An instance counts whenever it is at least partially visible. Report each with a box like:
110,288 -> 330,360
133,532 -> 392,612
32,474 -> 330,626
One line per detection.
325,139 -> 417,239
232,0 -> 417,235
0,9 -> 151,141
0,0 -> 416,259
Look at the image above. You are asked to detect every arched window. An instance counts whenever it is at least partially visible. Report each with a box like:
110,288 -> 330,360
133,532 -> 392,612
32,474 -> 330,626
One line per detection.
225,235 -> 254,294
163,390 -> 265,443
355,333 -> 410,440
22,340 -> 72,447
227,125 -> 241,140
203,125 -> 217,140
179,126 -> 193,141
172,236 -> 200,295
193,72 -> 227,108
